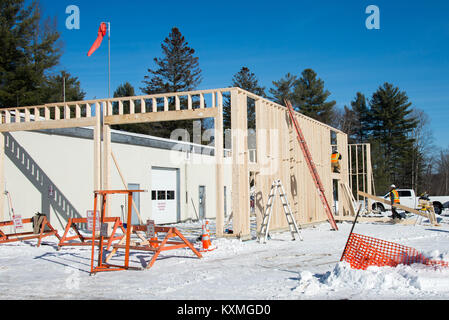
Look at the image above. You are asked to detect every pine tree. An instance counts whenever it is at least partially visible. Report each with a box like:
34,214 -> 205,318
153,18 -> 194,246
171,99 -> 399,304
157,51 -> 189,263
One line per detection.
338,105 -> 356,139
269,73 -> 297,105
0,0 -> 62,107
368,82 -> 418,191
291,69 -> 336,125
111,82 -> 150,134
223,67 -> 266,132
349,92 -> 370,143
140,27 -> 202,140
42,71 -> 85,103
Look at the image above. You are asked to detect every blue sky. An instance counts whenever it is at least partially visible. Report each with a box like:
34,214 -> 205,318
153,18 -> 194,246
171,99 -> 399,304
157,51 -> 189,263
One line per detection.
37,0 -> 449,149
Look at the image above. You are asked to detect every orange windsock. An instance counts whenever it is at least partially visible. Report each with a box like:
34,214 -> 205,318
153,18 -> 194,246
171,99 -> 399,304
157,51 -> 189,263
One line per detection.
87,22 -> 107,57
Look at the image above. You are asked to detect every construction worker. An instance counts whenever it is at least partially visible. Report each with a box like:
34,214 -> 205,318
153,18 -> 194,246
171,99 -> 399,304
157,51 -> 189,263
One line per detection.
389,184 -> 402,220
331,149 -> 342,173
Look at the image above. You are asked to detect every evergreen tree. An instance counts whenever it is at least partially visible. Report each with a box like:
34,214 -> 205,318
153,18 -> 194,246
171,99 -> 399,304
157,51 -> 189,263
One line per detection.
140,27 -> 202,140
349,92 -> 370,143
368,82 -> 418,191
338,105 -> 355,139
114,82 -> 135,99
0,0 -> 62,107
110,82 -> 151,134
291,69 -> 336,125
268,73 -> 297,105
223,67 -> 266,132
42,71 -> 85,103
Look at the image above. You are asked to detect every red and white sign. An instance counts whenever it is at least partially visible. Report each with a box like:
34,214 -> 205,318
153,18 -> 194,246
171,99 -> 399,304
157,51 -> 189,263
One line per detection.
146,220 -> 155,238
12,215 -> 23,229
86,211 -> 100,232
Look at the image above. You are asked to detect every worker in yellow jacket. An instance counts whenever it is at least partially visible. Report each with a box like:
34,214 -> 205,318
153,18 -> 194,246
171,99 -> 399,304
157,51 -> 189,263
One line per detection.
389,184 -> 402,220
331,150 -> 342,173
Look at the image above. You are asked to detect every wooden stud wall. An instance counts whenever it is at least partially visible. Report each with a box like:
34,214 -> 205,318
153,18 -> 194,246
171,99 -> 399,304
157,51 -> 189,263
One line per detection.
252,97 -> 349,236
0,87 -> 348,239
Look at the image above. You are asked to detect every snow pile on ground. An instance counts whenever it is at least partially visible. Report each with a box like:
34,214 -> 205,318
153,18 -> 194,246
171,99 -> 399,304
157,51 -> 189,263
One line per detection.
1,209 -> 449,300
293,261 -> 449,299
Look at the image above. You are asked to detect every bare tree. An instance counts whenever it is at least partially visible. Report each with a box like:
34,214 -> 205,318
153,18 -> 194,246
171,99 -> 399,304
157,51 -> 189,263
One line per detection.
408,108 -> 434,193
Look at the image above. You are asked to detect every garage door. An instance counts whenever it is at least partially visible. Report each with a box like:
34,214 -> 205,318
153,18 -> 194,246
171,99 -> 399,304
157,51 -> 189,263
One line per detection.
151,167 -> 179,224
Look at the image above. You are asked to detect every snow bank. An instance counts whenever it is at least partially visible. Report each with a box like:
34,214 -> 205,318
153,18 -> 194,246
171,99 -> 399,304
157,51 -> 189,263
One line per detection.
293,261 -> 449,299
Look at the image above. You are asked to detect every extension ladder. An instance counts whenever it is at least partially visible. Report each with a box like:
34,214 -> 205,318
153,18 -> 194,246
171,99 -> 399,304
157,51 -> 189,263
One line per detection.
258,180 -> 303,244
285,100 -> 339,231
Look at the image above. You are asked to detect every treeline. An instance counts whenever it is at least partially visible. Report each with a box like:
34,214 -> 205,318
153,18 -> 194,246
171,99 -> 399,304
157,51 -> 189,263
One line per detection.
1,1 -> 447,196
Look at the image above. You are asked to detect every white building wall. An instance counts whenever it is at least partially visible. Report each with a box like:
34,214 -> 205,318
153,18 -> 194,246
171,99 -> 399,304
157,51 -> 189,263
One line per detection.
3,129 -> 232,231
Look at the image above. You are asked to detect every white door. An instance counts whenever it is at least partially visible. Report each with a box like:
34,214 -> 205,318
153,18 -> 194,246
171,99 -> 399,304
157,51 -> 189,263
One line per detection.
151,167 -> 178,224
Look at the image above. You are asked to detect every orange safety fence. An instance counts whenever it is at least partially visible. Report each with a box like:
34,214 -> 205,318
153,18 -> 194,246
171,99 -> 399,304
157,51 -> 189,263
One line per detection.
341,233 -> 449,270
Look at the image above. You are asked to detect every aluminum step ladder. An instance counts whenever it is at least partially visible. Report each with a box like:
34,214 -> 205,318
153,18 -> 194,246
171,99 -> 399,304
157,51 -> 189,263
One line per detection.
258,180 -> 303,244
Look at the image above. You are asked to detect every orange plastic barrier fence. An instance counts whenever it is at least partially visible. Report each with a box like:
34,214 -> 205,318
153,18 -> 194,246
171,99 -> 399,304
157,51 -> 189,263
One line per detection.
341,233 -> 449,270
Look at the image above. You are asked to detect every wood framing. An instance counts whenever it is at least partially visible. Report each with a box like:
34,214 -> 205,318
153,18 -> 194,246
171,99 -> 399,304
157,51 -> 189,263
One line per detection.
348,144 -> 375,213
0,87 -> 350,241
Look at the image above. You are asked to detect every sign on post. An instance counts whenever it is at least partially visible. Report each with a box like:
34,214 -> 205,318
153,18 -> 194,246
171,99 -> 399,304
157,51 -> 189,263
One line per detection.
146,220 -> 155,238
86,211 -> 100,232
12,215 -> 24,230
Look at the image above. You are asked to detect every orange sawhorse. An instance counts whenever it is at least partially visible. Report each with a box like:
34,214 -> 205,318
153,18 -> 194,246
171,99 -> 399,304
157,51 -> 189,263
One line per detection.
106,224 -> 203,270
0,216 -> 60,247
58,217 -> 125,251
90,190 -> 146,274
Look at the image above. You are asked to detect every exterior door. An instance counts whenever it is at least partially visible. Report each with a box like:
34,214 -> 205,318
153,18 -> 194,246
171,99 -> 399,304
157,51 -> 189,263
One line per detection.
199,186 -> 206,220
128,183 -> 140,225
151,167 -> 178,224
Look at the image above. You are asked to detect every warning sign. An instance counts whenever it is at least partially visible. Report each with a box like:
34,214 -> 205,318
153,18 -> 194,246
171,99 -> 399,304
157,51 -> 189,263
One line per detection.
86,211 -> 100,232
12,215 -> 23,230
146,220 -> 155,238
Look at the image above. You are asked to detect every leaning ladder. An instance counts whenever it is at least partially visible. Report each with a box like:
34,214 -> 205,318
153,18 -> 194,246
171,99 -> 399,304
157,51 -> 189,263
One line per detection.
258,180 -> 303,244
285,100 -> 339,231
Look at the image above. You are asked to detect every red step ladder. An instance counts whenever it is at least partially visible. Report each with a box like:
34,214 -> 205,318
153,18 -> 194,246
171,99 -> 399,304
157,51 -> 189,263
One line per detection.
284,100 -> 338,231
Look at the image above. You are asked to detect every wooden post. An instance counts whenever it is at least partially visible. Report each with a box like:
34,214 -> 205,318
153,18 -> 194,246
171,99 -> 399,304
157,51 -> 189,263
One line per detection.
231,90 -> 250,238
255,99 -> 264,233
366,143 -> 373,210
93,103 -> 101,191
215,92 -> 224,237
102,103 -> 111,218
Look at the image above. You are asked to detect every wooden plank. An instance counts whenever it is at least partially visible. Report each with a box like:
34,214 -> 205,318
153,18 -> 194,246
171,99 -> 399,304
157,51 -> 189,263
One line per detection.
130,100 -> 135,115
141,99 -> 146,114
93,103 -> 101,192
64,105 -> 71,120
335,216 -> 418,225
357,191 -> 439,225
24,109 -> 30,123
215,92 -> 224,237
55,106 -> 61,120
75,104 -> 81,118
152,98 -> 157,113
104,107 -> 218,125
175,96 -> 180,111
118,101 -> 124,115
0,117 -> 97,132
102,125 -> 111,218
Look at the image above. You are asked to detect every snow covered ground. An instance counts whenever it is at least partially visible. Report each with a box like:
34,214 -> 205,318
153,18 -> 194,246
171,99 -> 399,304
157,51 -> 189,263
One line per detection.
1,209 -> 449,300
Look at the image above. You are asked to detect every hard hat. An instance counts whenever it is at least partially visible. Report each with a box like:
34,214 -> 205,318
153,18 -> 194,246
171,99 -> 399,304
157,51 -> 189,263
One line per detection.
390,184 -> 396,189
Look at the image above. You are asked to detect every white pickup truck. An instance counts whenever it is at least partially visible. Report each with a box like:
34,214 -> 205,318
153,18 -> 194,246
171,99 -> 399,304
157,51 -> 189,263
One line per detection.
371,189 -> 449,215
